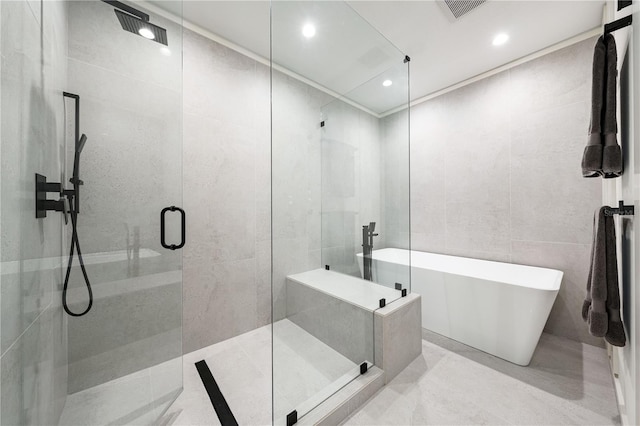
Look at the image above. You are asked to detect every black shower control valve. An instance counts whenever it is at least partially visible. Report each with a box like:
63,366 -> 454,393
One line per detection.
35,173 -> 72,220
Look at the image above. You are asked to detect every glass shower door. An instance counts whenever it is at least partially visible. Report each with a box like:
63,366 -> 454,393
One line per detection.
271,1 -> 410,424
58,1 -> 184,425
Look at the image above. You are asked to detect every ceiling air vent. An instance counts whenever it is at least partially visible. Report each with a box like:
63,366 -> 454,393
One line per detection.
438,0 -> 486,21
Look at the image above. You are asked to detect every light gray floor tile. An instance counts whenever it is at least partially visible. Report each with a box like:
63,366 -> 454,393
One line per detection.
60,324 -> 621,426
343,331 -> 620,426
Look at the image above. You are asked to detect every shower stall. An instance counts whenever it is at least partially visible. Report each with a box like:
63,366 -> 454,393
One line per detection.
1,1 -> 184,424
0,0 -> 409,424
59,2 -> 184,423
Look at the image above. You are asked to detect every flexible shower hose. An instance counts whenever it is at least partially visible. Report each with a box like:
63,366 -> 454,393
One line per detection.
62,196 -> 93,317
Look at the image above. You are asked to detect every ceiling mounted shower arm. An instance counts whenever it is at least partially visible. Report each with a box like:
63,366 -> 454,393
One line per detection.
101,0 -> 149,21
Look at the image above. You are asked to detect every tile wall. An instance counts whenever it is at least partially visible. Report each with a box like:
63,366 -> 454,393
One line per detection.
1,0 -> 69,423
399,37 -> 603,346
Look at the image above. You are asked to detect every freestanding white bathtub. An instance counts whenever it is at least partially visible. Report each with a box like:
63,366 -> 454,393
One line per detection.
357,248 -> 562,366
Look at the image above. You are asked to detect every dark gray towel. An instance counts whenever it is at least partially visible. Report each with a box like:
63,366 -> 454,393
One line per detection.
603,210 -> 626,346
602,34 -> 623,178
582,207 -> 626,346
583,208 -> 607,334
582,36 -> 606,178
582,34 -> 623,178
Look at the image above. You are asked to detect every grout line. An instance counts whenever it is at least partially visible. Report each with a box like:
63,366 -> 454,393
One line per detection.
508,68 -> 513,264
510,239 -> 592,248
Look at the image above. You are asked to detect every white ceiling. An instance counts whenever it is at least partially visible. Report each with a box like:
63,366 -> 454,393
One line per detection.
348,1 -> 604,106
152,1 -> 604,114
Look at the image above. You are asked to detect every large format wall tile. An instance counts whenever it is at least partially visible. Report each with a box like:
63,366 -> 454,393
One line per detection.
182,28 -> 272,352
510,37 -> 593,115
184,31 -> 258,129
410,98 -> 447,254
1,0 -> 56,354
68,0 -> 182,92
444,73 -> 512,257
68,279 -> 182,392
382,110 -> 411,250
183,258 -> 257,353
1,0 -> 68,424
320,101 -> 381,277
403,37 -> 602,346
181,24 -> 349,352
183,113 -> 256,262
510,101 -> 600,245
1,308 -> 57,426
444,127 -> 511,256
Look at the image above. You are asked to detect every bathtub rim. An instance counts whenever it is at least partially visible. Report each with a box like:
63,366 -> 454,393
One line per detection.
357,248 -> 563,292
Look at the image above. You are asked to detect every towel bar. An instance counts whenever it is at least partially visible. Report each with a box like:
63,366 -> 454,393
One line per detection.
604,15 -> 632,35
604,201 -> 635,216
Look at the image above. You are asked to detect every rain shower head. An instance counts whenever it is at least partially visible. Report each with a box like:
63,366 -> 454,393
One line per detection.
114,9 -> 168,45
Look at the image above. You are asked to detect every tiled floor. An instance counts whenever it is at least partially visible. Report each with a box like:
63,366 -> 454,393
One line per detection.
344,330 -> 621,425
61,324 -> 621,426
164,319 -> 359,426
165,326 -> 620,426
59,357 -> 182,425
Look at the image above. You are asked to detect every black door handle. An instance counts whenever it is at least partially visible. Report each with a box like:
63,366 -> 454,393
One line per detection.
161,206 -> 185,250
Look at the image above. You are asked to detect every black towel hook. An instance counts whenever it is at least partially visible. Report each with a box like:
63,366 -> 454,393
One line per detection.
604,200 -> 635,216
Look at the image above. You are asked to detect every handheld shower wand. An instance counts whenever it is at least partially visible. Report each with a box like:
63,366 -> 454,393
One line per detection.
62,133 -> 92,316
62,92 -> 93,317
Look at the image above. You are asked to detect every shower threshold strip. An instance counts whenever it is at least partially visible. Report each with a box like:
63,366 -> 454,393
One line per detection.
195,360 -> 239,426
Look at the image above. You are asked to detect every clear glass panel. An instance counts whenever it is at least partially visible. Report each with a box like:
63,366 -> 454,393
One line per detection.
271,1 -> 410,423
320,60 -> 410,296
1,1 -> 71,423
58,1 -> 183,424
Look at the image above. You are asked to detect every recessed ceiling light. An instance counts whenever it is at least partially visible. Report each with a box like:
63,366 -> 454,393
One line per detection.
492,33 -> 509,46
302,23 -> 316,38
139,27 -> 155,40
382,80 -> 393,87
